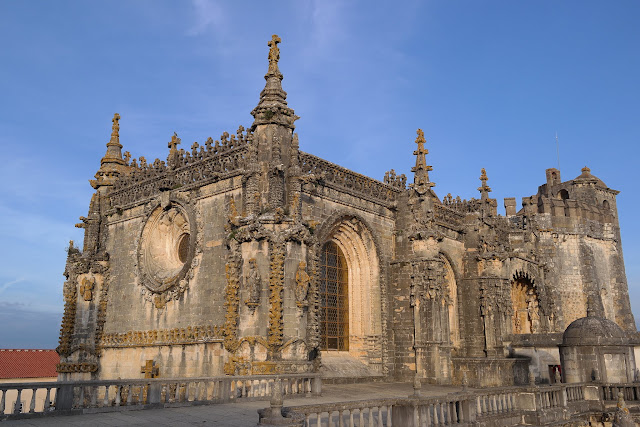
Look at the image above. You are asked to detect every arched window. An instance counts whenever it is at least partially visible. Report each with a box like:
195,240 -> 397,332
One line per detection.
557,189 -> 569,201
603,200 -> 610,210
319,242 -> 349,351
511,274 -> 540,334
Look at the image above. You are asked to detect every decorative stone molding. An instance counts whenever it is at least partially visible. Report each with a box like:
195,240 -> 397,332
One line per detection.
223,241 -> 242,352
100,325 -> 223,348
268,242 -> 285,351
56,362 -> 99,373
110,128 -> 250,208
299,152 -> 399,208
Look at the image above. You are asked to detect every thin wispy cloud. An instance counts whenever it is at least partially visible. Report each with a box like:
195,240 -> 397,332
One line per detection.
186,0 -> 225,37
0,278 -> 25,295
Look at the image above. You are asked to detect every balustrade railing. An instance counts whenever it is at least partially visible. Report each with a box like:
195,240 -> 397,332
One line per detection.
600,383 -> 640,402
0,382 -> 58,415
278,383 -> 607,427
0,373 -> 320,419
475,390 -> 517,417
283,398 -> 395,427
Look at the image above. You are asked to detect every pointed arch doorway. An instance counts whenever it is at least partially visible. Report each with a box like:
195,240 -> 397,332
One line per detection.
316,216 -> 384,375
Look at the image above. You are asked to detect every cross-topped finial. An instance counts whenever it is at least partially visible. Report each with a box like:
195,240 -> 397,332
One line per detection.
267,34 -> 282,74
111,113 -> 120,140
168,132 -> 181,153
478,168 -> 492,200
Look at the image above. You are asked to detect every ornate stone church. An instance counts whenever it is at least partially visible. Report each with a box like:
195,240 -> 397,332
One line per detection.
57,35 -> 637,387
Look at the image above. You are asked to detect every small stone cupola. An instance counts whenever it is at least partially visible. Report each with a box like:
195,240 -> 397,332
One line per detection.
560,300 -> 636,383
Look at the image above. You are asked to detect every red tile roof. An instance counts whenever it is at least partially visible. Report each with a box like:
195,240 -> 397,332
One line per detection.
0,349 -> 59,379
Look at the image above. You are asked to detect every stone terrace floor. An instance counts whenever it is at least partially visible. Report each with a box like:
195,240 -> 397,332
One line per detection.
2,382 -> 463,427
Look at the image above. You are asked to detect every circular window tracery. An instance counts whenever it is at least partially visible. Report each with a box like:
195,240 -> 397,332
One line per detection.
139,204 -> 193,293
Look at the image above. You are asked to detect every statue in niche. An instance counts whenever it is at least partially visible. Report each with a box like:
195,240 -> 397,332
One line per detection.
295,261 -> 310,308
79,275 -> 95,301
526,289 -> 540,333
513,312 -> 522,334
245,259 -> 261,312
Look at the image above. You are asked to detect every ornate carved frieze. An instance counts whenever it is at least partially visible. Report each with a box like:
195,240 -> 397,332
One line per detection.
100,325 -> 223,348
56,362 -> 99,373
299,152 -> 399,207
110,130 -> 250,208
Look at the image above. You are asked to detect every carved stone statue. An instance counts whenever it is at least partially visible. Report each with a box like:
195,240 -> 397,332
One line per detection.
295,261 -> 310,308
245,258 -> 261,312
526,289 -> 540,332
79,275 -> 95,301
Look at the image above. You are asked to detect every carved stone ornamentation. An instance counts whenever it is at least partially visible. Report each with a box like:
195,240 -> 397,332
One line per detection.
223,242 -> 242,352
56,362 -> 99,373
295,261 -> 310,308
78,274 -> 96,301
245,258 -> 261,312
101,325 -> 223,348
137,200 -> 198,308
268,243 -> 285,351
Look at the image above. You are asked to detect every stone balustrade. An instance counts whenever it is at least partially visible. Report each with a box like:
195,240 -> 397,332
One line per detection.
0,382 -> 57,415
600,383 -> 640,402
272,382 -> 635,427
279,398 -> 396,427
0,373 -> 320,420
3,379 -> 640,424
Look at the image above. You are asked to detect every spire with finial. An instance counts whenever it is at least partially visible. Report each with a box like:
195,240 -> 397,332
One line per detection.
478,168 -> 492,200
250,35 -> 298,130
92,113 -> 127,189
102,113 -> 124,164
409,129 -> 435,195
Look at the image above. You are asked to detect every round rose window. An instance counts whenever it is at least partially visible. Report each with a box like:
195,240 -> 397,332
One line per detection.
139,205 -> 192,292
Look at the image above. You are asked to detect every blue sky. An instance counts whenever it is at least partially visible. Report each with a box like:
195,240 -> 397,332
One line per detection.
0,1 -> 638,348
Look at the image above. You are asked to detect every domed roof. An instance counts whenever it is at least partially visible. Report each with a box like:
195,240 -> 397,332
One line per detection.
562,314 -> 627,346
574,166 -> 608,188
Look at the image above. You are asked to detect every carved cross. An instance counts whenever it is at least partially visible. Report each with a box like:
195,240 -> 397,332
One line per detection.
267,34 -> 281,72
140,360 -> 159,378
111,113 -> 120,136
168,132 -> 181,152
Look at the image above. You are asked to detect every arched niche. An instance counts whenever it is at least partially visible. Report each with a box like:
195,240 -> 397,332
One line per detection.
317,216 -> 382,358
511,272 -> 540,334
441,255 -> 460,349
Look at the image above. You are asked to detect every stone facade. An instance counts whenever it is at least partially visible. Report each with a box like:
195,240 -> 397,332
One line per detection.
57,35 -> 637,387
